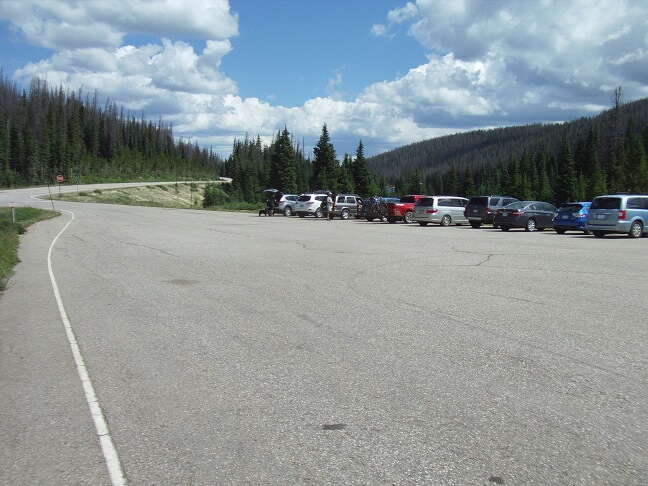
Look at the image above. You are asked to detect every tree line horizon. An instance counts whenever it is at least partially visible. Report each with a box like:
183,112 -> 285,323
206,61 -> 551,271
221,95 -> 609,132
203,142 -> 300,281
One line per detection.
2,70 -> 647,206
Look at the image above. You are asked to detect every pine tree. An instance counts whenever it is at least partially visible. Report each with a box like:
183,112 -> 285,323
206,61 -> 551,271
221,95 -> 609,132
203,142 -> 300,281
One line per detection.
339,154 -> 355,193
536,147 -> 554,202
312,124 -> 339,192
270,127 -> 297,194
444,164 -> 459,194
461,166 -> 475,197
352,140 -> 372,196
554,133 -> 578,204
626,130 -> 648,192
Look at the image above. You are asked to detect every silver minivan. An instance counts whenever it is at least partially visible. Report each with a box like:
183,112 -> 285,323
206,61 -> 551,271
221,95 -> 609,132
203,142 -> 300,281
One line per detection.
586,194 -> 648,238
413,196 -> 469,226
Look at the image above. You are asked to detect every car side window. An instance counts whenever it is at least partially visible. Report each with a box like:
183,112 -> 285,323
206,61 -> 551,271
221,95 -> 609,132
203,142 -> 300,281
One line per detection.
348,197 -> 356,204
627,198 -> 642,209
502,199 -> 513,205
490,198 -> 500,206
438,198 -> 451,207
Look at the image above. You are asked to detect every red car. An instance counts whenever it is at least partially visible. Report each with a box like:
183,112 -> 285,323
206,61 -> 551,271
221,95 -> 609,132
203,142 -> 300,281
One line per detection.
385,195 -> 426,223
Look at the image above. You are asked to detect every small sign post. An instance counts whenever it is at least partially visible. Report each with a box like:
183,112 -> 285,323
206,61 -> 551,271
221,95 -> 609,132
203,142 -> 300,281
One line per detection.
10,202 -> 17,223
57,174 -> 63,199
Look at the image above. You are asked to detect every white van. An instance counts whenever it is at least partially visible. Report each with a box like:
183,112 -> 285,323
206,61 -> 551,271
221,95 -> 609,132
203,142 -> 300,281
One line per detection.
413,196 -> 469,226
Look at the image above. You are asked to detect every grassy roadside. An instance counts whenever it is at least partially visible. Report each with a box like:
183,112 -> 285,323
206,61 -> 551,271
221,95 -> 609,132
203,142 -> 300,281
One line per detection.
0,207 -> 59,291
56,182 -> 261,212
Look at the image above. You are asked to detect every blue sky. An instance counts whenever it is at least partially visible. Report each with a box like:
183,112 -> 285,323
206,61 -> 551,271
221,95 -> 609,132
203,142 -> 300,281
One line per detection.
1,0 -> 647,159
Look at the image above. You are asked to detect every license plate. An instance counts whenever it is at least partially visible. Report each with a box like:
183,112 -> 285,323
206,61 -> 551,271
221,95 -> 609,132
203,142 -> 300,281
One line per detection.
472,209 -> 478,213
562,215 -> 569,219
417,210 -> 423,214
597,214 -> 607,220
501,212 -> 508,217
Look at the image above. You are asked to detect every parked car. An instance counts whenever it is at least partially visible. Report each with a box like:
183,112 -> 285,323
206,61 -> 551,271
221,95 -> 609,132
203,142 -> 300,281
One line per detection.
413,196 -> 469,226
331,194 -> 362,219
295,192 -> 328,218
553,202 -> 591,234
361,197 -> 399,222
464,195 -> 519,228
385,195 -> 426,223
586,194 -> 648,238
494,201 -> 557,231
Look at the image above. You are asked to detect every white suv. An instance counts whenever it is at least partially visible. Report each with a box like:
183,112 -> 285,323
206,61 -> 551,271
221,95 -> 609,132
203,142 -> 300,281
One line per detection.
295,193 -> 328,218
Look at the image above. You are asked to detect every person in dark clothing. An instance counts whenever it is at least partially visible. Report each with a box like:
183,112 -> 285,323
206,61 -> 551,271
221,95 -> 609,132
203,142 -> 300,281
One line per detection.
267,195 -> 275,216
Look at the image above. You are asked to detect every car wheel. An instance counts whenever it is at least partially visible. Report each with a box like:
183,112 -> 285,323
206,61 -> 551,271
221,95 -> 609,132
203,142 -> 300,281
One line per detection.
470,221 -> 482,229
440,215 -> 451,226
283,206 -> 292,217
404,211 -> 413,224
629,221 -> 643,238
315,208 -> 323,218
500,226 -> 510,231
418,222 -> 428,226
341,209 -> 350,220
366,217 -> 374,222
593,231 -> 605,238
525,219 -> 536,232
555,228 -> 566,234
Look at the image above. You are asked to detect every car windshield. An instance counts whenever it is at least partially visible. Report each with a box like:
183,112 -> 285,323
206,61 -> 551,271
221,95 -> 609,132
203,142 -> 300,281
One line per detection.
297,195 -> 312,202
591,197 -> 621,210
415,198 -> 435,207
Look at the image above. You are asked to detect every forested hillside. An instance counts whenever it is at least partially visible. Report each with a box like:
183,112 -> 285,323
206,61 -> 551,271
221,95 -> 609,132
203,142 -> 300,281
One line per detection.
3,68 -> 647,208
0,72 -> 223,187
368,96 -> 648,204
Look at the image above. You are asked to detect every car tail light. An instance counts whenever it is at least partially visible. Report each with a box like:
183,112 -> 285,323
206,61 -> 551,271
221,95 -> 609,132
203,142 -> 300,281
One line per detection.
573,212 -> 584,217
511,210 -> 524,216
426,209 -> 438,214
486,206 -> 491,213
618,210 -> 626,220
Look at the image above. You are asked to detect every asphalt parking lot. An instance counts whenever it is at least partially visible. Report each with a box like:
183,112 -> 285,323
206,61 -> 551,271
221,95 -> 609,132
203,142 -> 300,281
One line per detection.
1,197 -> 647,484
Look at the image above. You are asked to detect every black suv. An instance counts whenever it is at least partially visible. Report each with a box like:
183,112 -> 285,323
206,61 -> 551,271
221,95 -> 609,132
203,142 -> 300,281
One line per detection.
464,195 -> 519,228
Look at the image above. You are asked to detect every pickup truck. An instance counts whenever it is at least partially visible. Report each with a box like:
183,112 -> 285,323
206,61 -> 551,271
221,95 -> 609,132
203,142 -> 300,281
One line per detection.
385,195 -> 426,223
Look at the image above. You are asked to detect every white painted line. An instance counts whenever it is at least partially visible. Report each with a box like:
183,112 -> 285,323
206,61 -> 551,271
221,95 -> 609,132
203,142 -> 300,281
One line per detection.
47,210 -> 127,486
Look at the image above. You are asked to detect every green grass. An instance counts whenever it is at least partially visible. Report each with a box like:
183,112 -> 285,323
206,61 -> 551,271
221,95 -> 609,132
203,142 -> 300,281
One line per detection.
57,183 -> 262,213
0,207 -> 59,291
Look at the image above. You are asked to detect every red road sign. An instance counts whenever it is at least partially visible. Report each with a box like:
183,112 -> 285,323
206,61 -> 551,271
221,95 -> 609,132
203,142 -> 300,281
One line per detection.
56,174 -> 64,183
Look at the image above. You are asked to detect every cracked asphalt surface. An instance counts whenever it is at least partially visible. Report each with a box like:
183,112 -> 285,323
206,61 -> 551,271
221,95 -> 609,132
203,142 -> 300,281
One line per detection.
1,185 -> 647,484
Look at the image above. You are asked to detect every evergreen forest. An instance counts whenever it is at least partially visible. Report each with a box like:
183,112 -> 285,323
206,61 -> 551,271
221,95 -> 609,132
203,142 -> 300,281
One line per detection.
368,94 -> 648,205
2,69 -> 648,207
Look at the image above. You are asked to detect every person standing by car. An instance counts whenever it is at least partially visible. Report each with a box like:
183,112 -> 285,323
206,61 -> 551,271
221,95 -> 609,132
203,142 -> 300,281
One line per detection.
267,194 -> 275,217
326,192 -> 334,220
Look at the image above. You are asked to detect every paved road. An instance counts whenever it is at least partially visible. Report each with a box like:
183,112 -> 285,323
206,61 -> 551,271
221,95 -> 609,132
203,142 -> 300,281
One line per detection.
1,185 -> 647,485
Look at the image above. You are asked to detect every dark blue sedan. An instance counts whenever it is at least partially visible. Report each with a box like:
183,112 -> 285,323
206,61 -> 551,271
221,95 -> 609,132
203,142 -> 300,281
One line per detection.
552,202 -> 592,234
